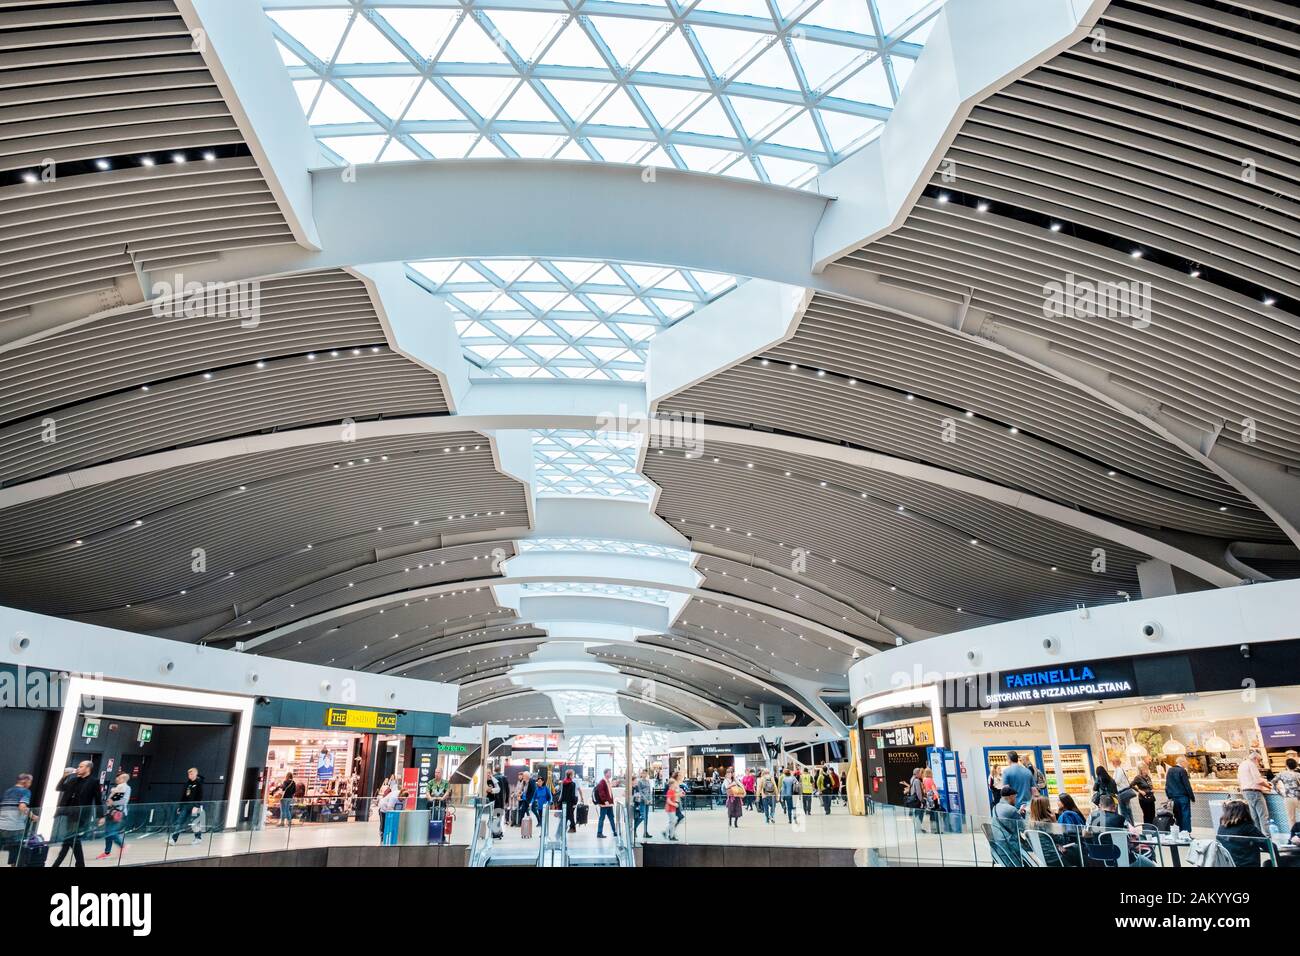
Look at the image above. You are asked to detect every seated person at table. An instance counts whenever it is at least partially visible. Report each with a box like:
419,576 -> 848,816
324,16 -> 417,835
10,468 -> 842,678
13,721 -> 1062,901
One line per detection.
1215,798 -> 1271,867
1056,793 -> 1086,830
1085,795 -> 1155,867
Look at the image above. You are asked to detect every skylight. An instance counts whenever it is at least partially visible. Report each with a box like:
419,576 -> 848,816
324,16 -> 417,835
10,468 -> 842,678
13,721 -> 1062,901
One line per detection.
409,257 -> 737,379
532,429 -> 653,500
521,582 -> 671,604
265,0 -> 947,187
518,538 -> 693,562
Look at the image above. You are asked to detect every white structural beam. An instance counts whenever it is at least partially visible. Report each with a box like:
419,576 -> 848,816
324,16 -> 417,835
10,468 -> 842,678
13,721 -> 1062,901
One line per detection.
458,686 -> 711,730
648,280 -> 811,405
812,0 -> 1108,268
0,604 -> 459,716
0,411 -> 1241,588
350,261 -> 471,410
173,0 -> 323,249
849,578 -> 1300,708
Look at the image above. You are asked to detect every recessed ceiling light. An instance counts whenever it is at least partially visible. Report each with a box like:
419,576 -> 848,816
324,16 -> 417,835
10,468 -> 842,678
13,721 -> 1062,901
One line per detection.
1049,222 -> 1062,232
140,156 -> 155,167
95,159 -> 111,171
977,201 -> 989,212
22,171 -> 38,183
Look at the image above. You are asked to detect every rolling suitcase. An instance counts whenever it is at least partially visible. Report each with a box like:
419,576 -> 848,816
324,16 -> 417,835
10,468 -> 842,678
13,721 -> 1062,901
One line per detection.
19,834 -> 48,867
576,803 -> 589,826
520,813 -> 533,839
490,808 -> 504,838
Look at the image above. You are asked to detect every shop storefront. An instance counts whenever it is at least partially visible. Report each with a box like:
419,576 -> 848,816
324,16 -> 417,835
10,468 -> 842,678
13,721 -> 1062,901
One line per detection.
251,698 -> 449,824
938,641 -> 1300,829
686,743 -> 762,781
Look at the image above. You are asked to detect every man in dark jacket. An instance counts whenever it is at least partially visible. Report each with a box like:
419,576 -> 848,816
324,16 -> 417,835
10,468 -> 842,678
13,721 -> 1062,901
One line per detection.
52,760 -> 102,867
1163,756 -> 1195,832
594,769 -> 618,838
170,768 -> 205,844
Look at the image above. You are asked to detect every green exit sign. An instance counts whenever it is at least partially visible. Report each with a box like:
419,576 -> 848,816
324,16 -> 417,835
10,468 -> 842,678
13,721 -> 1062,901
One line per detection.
82,718 -> 100,739
438,743 -> 468,753
137,725 -> 153,744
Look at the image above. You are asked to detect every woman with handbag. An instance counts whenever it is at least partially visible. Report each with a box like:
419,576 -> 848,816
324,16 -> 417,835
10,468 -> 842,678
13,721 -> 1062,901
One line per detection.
725,776 -> 745,828
96,773 -> 131,861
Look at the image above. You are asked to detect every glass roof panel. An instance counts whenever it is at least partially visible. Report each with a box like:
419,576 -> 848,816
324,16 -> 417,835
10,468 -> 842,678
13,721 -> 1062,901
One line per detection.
517,538 -> 693,562
530,430 -> 655,501
409,257 -> 739,377
267,0 -> 947,179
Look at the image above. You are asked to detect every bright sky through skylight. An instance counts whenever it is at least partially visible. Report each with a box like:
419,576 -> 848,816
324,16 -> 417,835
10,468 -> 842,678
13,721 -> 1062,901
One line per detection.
531,429 -> 654,501
265,0 -> 946,187
409,257 -> 737,380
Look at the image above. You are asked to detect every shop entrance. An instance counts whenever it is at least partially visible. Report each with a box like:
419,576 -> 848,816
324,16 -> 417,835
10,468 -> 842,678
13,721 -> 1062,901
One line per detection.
263,728 -> 401,825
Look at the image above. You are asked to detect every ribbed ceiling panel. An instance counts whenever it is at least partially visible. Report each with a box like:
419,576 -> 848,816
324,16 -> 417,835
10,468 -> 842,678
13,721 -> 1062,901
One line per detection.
0,0 -> 298,319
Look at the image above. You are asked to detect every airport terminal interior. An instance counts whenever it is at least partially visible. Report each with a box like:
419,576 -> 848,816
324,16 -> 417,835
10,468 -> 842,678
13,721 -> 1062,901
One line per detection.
1,0 -> 1299,876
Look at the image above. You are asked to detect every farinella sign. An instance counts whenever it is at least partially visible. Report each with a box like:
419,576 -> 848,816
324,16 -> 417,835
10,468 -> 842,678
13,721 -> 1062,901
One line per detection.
984,661 -> 1136,706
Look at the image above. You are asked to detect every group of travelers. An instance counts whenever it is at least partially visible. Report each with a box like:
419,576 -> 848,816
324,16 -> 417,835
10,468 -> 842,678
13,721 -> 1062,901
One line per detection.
987,749 -> 1300,868
0,764 -> 206,867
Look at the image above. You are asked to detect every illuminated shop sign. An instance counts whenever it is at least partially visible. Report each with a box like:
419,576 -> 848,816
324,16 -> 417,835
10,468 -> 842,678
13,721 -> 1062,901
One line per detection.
983,660 -> 1136,707
325,708 -> 398,731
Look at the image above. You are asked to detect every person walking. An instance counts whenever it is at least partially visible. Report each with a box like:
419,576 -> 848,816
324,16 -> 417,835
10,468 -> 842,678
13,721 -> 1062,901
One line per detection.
559,770 -> 578,833
1238,749 -> 1272,833
634,770 -> 654,840
662,773 -> 684,841
1111,758 -> 1136,825
1131,760 -> 1157,825
594,768 -> 618,839
907,768 -> 927,833
742,768 -> 756,812
726,774 -> 745,828
169,768 -> 205,845
780,768 -> 797,824
817,765 -> 833,815
530,774 -> 551,827
274,772 -> 297,828
0,773 -> 35,866
96,772 -> 131,860
1001,752 -> 1033,810
1164,755 -> 1196,832
799,767 -> 814,817
52,760 -> 101,867
757,769 -> 777,823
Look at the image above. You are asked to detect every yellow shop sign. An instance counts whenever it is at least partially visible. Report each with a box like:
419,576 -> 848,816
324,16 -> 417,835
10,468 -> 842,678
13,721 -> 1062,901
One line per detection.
325,708 -> 398,731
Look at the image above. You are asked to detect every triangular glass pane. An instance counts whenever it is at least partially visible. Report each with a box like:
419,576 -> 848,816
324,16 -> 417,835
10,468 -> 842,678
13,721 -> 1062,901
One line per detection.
468,344 -> 507,361
875,0 -> 932,35
676,97 -> 735,137
519,263 -> 556,283
640,145 -> 677,168
482,11 -> 564,61
530,343 -> 568,359
469,137 -> 505,158
403,81 -> 466,121
269,10 -> 351,62
455,291 -> 502,311
622,265 -> 673,287
552,295 -> 591,313
410,261 -> 459,285
817,108 -> 883,152
412,131 -> 481,158
543,80 -> 612,122
482,259 -> 531,283
586,137 -> 646,163
503,134 -> 563,157
335,16 -> 405,64
792,38 -> 864,90
726,94 -> 796,139
452,77 -> 519,118
764,110 -> 824,152
554,261 -> 601,283
587,265 -> 626,287
497,82 -> 560,122
539,20 -> 612,70
691,270 -> 738,293
556,319 -> 600,336
586,294 -> 634,313
440,18 -> 512,64
585,87 -> 648,130
494,319 -> 537,337
350,77 -> 420,120
635,86 -> 706,128
318,135 -> 387,163
654,270 -> 695,292
635,27 -> 706,78
447,263 -> 486,285
797,0 -> 876,35
554,139 -> 592,160
759,154 -> 820,185
310,83 -> 373,124
375,9 -> 460,60
734,39 -> 801,90
585,16 -> 666,70
520,290 -> 566,310
830,58 -> 893,106
675,144 -> 736,172
378,138 -> 418,162
689,25 -> 767,77
460,321 -> 496,338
